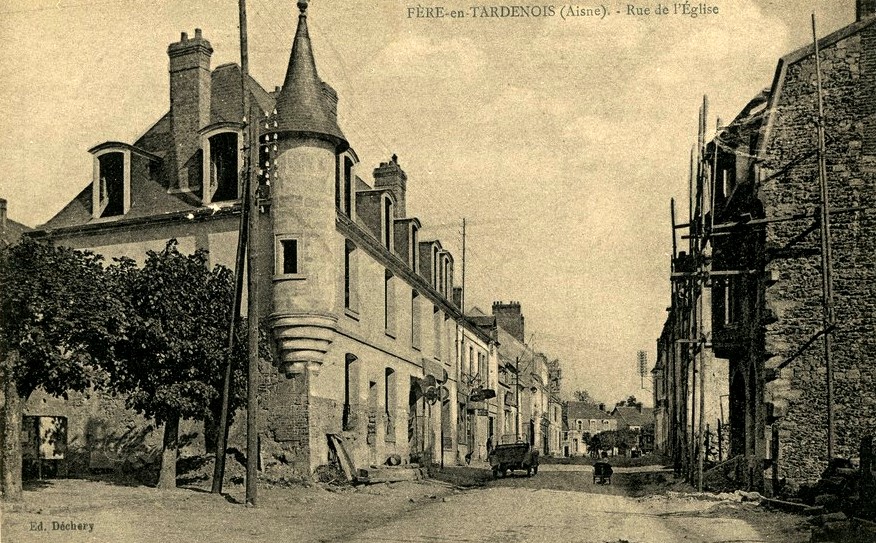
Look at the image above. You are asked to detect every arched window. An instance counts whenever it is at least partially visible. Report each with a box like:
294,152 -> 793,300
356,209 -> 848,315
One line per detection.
432,246 -> 439,289
207,132 -> 239,201
344,240 -> 358,313
384,270 -> 395,336
382,196 -> 393,249
410,224 -> 419,271
385,367 -> 396,441
411,290 -> 421,349
200,126 -> 242,204
97,152 -> 125,217
343,354 -> 359,431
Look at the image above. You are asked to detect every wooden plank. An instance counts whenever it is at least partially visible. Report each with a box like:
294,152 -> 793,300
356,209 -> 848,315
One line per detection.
327,433 -> 357,482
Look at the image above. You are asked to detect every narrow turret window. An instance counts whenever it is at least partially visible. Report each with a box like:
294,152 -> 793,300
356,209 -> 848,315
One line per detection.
274,236 -> 304,278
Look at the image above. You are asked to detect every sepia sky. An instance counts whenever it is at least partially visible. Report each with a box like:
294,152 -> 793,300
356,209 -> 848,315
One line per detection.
0,0 -> 856,404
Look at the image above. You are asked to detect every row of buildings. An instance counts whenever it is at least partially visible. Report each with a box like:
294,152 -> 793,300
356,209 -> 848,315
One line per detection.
654,0 -> 876,494
7,1 -> 569,477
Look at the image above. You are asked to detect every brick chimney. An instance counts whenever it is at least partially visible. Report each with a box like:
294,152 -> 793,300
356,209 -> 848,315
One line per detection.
858,0 -> 876,20
373,155 -> 407,217
0,198 -> 7,233
168,29 -> 213,191
493,301 -> 524,343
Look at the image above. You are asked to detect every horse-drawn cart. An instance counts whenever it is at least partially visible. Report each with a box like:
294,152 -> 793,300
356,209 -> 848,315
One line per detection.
488,442 -> 539,478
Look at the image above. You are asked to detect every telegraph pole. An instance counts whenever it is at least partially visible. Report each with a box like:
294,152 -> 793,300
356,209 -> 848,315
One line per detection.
812,14 -> 836,461
461,218 -> 466,312
211,0 -> 256,499
236,0 -> 260,506
515,357 -> 520,441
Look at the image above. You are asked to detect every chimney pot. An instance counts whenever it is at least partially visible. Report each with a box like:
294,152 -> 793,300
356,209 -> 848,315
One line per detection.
195,28 -> 203,39
181,31 -> 188,41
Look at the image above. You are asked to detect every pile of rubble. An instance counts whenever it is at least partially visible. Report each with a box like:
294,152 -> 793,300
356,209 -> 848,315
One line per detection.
762,436 -> 876,542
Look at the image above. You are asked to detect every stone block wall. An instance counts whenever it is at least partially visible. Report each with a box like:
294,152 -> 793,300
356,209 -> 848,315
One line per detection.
758,27 -> 876,488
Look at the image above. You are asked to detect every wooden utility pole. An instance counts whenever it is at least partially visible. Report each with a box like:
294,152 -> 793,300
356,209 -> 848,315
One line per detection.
515,357 -> 520,441
670,198 -> 678,263
211,0 -> 255,498
461,218 -> 466,312
812,14 -> 836,461
236,0 -> 260,506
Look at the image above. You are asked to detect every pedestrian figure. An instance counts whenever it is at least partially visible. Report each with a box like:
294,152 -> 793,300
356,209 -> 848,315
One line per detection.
486,435 -> 494,454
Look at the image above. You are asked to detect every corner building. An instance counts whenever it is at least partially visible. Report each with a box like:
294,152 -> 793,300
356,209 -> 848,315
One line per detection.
31,2 -> 500,475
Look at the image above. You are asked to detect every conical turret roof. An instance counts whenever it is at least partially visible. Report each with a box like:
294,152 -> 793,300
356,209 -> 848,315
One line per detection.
274,1 -> 347,151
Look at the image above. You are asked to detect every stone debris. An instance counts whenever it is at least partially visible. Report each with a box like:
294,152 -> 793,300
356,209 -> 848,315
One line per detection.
662,489 -> 762,503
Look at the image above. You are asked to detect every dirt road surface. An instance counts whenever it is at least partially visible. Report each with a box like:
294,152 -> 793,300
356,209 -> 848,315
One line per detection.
1,464 -> 810,543
331,465 -> 809,543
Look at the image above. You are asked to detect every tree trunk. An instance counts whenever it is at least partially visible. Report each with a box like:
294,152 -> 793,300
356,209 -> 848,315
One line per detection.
156,416 -> 179,490
204,414 -> 218,455
0,352 -> 23,501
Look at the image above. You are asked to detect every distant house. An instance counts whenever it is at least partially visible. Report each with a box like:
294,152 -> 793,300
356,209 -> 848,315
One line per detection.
563,401 -> 618,456
612,405 -> 654,432
612,405 -> 656,453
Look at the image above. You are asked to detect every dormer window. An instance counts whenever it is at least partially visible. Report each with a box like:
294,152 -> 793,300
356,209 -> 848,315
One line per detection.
382,196 -> 393,249
200,125 -> 242,204
438,253 -> 445,296
90,142 -> 154,220
207,132 -> 239,201
410,224 -> 419,271
432,246 -> 439,289
97,152 -> 125,217
444,257 -> 453,298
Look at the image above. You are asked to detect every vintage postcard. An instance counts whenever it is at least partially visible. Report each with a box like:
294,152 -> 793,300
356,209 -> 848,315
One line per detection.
1,0 -> 874,541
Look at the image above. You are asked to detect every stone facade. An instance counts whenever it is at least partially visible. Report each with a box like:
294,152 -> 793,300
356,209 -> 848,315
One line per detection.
710,7 -> 876,492
24,3 -> 521,479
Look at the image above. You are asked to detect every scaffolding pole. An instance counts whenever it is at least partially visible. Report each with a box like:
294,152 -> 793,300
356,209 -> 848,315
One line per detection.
812,14 -> 836,461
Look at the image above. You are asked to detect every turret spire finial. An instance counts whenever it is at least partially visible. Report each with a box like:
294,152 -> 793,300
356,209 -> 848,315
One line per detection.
297,0 -> 308,15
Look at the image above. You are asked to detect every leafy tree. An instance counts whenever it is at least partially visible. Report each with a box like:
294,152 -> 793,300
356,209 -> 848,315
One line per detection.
573,389 -> 596,404
106,240 -> 245,489
0,239 -> 123,500
616,395 -> 642,408
588,429 -> 640,456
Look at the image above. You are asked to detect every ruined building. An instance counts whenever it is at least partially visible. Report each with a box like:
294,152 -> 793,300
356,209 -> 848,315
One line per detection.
659,1 -> 876,493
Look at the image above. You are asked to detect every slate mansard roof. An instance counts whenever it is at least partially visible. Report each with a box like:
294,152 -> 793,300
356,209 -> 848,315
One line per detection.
38,64 -> 276,233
